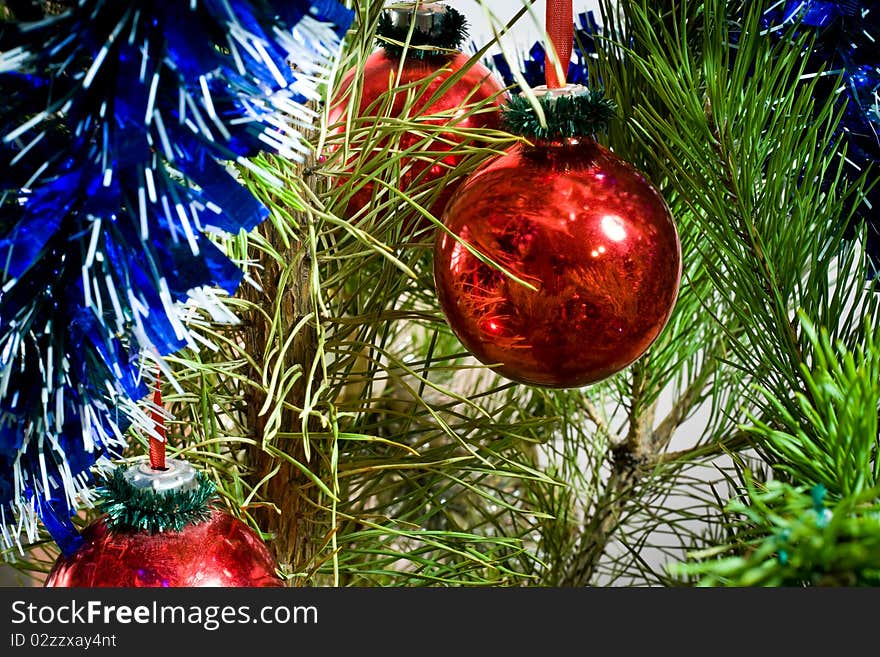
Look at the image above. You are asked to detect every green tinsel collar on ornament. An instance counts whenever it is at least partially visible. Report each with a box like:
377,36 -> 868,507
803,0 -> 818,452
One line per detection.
376,4 -> 467,59
501,88 -> 618,141
96,465 -> 217,534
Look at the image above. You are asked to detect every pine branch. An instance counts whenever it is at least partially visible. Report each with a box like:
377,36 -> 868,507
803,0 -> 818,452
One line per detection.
582,397 -> 615,441
705,114 -> 809,385
650,355 -> 718,453
658,430 -> 751,466
560,444 -> 646,586
561,363 -> 658,586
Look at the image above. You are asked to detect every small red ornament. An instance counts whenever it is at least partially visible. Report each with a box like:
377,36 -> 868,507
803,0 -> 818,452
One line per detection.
434,87 -> 682,388
44,459 -> 284,588
327,3 -> 507,226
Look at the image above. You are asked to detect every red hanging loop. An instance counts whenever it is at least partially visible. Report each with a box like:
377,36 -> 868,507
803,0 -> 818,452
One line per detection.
148,367 -> 166,470
544,0 -> 573,88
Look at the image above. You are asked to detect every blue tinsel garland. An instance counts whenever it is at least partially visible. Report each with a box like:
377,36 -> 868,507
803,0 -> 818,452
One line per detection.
0,0 -> 352,554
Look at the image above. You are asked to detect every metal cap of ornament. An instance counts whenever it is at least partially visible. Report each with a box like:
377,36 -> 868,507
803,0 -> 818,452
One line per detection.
377,2 -> 468,58
123,458 -> 200,495
389,2 -> 449,33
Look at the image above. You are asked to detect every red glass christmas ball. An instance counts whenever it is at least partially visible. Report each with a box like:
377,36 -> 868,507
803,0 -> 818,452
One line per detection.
44,510 -> 284,587
328,50 -> 507,224
434,138 -> 682,388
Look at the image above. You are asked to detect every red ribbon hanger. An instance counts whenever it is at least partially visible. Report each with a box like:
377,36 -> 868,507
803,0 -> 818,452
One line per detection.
149,368 -> 166,470
544,0 -> 573,88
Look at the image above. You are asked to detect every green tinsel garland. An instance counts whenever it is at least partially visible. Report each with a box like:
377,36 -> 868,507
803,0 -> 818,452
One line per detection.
501,90 -> 618,141
376,5 -> 467,59
96,466 -> 217,534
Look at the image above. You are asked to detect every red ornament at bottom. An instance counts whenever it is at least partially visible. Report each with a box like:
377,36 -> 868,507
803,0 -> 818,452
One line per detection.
44,509 -> 284,588
44,458 -> 284,588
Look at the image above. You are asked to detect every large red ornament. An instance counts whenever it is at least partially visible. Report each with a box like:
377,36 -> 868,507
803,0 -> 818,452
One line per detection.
327,8 -> 506,226
44,509 -> 284,587
434,137 -> 682,388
